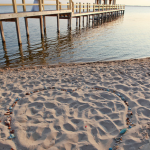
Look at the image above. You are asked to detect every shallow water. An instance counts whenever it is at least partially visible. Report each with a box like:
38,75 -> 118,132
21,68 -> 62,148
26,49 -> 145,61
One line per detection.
0,6 -> 150,68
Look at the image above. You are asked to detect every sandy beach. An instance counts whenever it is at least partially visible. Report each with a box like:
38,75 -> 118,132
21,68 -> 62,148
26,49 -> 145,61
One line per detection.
0,58 -> 150,150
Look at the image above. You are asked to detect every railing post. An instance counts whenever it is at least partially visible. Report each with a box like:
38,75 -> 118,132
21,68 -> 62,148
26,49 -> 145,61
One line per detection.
12,0 -> 17,13
56,0 -> 59,10
69,0 -> 72,10
22,0 -> 29,37
83,3 -> 84,12
79,2 -> 81,13
76,3 -> 78,13
67,2 -> 69,10
102,4 -> 104,11
59,2 -> 61,10
39,0 -> 42,11
22,0 -> 26,11
98,4 -> 100,11
89,3 -> 90,12
42,0 -> 45,10
72,2 -> 74,13
0,21 -> 5,43
87,3 -> 89,12
93,3 -> 95,12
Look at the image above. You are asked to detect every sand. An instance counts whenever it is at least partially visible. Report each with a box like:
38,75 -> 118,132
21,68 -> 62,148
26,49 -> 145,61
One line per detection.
0,58 -> 150,150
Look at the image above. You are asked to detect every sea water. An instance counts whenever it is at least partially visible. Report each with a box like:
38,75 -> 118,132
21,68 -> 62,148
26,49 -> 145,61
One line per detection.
0,6 -> 150,68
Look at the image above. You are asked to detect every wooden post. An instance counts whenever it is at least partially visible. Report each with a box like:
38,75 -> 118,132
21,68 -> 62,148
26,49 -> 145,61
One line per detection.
12,0 -> 17,13
0,21 -> 5,43
43,16 -> 46,33
67,2 -> 69,10
39,0 -> 42,11
69,0 -> 72,10
79,16 -> 81,28
93,3 -> 95,12
59,2 -> 61,10
89,3 -> 90,12
79,2 -> 81,13
39,16 -> 44,38
69,13 -> 72,29
22,0 -> 29,37
83,3 -> 85,12
57,14 -> 60,33
56,0 -> 59,10
87,15 -> 88,25
102,4 -> 104,11
98,4 -> 100,11
72,2 -> 74,13
87,3 -> 89,12
15,18 -> 22,44
42,0 -> 45,10
76,3 -> 78,13
39,0 -> 44,38
76,17 -> 78,26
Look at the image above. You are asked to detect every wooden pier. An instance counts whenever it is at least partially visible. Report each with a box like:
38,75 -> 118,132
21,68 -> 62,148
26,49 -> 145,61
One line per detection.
0,0 -> 125,46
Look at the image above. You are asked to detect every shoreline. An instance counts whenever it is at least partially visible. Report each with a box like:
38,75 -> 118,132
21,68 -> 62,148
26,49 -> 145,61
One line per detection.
0,57 -> 150,72
0,57 -> 150,150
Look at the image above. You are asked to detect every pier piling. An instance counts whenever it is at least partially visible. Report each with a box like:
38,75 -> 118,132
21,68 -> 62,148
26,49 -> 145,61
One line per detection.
0,21 -> 5,43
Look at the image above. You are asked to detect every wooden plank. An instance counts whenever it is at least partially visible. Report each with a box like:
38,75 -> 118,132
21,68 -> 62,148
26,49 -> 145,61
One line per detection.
25,16 -> 40,19
0,10 -> 72,20
12,0 -> 17,13
0,21 -> 5,43
39,16 -> 44,38
15,18 -> 22,44
1,18 -> 16,22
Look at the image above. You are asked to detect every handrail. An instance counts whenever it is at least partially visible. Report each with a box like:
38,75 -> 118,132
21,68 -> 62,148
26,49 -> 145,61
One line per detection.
0,1 -> 125,14
72,3 -> 125,13
0,0 -> 72,12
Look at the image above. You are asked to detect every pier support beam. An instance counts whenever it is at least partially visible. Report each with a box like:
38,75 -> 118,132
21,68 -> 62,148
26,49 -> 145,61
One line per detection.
15,18 -> 22,45
43,16 -> 46,33
76,18 -> 78,26
0,21 -> 5,43
39,16 -> 44,38
57,14 -> 60,33
24,18 -> 29,37
69,13 -> 72,29
87,15 -> 89,25
79,16 -> 81,28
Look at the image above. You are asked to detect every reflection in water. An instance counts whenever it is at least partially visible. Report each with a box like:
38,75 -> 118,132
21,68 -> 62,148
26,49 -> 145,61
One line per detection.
2,42 -> 10,67
1,14 -> 124,68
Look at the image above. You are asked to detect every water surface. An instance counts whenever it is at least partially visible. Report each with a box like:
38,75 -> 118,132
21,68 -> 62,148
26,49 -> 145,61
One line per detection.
0,6 -> 150,68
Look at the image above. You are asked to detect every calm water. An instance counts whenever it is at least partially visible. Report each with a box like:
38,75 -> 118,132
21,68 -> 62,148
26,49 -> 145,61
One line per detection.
0,6 -> 150,68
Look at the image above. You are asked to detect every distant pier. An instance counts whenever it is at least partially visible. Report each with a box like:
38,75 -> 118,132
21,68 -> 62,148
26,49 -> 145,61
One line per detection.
0,0 -> 125,46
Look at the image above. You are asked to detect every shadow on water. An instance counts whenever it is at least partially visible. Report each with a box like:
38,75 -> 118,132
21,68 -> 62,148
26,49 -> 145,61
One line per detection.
1,14 -> 124,69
